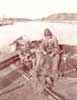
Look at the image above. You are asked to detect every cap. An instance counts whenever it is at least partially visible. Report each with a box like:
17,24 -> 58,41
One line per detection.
44,28 -> 52,37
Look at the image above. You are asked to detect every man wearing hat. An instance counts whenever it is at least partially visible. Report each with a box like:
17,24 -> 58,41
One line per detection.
37,28 -> 60,86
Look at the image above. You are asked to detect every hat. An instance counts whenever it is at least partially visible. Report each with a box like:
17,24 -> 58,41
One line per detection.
44,28 -> 52,37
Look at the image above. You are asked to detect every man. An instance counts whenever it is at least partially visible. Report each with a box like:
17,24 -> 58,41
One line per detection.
38,28 -> 60,85
17,36 -> 33,72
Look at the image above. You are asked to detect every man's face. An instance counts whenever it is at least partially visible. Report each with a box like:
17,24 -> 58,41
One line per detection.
44,30 -> 52,38
44,30 -> 49,37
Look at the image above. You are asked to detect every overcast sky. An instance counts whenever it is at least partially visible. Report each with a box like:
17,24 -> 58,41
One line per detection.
0,0 -> 77,19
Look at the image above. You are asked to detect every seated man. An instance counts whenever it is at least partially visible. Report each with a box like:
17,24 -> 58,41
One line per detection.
17,37 -> 33,72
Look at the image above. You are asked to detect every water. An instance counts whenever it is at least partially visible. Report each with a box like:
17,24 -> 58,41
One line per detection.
0,21 -> 77,52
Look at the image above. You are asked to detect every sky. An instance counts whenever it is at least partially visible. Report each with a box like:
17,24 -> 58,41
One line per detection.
0,0 -> 77,19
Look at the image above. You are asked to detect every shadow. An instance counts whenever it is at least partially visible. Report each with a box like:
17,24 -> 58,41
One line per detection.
0,70 -> 21,90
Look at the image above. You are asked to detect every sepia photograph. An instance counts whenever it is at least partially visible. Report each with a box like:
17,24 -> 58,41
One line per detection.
0,0 -> 77,100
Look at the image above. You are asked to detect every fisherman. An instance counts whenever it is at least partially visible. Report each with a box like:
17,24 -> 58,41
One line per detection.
17,36 -> 33,72
35,28 -> 60,90
43,28 -> 60,80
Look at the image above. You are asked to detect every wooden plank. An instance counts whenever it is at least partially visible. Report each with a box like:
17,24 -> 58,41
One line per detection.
0,51 -> 19,70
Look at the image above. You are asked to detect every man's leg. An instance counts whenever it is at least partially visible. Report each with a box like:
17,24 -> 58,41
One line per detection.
51,54 -> 60,82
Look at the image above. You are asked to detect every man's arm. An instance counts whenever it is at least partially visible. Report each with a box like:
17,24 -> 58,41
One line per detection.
50,36 -> 59,57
